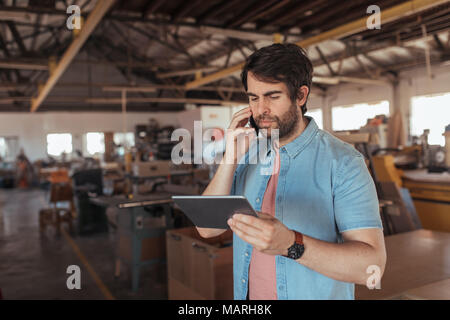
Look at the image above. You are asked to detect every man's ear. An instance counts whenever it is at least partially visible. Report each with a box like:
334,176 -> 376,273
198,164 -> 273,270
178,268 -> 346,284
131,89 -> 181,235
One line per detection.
296,86 -> 309,108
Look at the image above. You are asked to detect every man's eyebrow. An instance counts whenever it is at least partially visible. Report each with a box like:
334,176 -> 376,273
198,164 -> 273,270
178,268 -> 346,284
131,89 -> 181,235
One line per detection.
246,90 -> 283,97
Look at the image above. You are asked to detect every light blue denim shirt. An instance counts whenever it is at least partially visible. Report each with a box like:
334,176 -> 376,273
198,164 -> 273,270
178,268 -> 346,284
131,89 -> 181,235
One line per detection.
230,116 -> 383,300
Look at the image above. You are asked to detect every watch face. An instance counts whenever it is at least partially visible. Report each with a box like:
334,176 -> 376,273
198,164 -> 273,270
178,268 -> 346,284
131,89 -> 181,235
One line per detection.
287,243 -> 305,260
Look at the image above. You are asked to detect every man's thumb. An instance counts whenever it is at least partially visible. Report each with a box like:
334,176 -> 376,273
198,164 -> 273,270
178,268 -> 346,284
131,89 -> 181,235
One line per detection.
257,211 -> 273,219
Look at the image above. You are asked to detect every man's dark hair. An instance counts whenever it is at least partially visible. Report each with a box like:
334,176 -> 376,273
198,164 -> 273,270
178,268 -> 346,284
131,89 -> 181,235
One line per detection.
241,43 -> 313,115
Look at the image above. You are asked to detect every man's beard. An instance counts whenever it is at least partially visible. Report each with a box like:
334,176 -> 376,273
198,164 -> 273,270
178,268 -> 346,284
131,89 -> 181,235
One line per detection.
255,103 -> 299,139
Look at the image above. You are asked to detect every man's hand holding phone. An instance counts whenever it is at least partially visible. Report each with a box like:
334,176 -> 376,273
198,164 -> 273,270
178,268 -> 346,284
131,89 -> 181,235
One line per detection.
224,107 -> 257,165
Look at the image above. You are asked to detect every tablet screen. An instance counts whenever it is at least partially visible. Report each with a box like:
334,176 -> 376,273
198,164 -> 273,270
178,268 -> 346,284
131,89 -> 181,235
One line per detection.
172,195 -> 258,229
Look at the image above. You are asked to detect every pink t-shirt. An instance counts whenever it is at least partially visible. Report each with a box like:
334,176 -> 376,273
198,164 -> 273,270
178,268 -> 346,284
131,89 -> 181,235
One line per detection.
248,146 -> 280,300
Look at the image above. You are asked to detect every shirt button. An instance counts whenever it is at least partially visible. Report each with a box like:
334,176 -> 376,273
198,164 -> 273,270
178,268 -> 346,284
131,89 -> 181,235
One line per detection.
242,279 -> 246,283
245,252 -> 249,257
256,198 -> 260,203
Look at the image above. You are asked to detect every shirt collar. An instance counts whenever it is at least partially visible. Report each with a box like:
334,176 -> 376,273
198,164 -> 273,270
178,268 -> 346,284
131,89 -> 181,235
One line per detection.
267,116 -> 319,159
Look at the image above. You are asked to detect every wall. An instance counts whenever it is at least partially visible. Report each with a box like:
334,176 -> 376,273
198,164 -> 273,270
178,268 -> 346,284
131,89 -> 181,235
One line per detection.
309,63 -> 450,142
0,112 -> 178,161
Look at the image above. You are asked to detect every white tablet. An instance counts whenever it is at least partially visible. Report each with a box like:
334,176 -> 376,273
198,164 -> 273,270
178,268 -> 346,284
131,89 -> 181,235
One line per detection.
171,195 -> 258,229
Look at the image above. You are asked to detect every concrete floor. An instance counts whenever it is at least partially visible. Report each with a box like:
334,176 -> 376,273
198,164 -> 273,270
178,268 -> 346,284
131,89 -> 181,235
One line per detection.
0,188 -> 168,300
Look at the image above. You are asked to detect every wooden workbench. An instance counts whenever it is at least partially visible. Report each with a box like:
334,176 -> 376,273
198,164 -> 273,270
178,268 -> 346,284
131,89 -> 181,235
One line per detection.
401,170 -> 450,232
356,229 -> 450,299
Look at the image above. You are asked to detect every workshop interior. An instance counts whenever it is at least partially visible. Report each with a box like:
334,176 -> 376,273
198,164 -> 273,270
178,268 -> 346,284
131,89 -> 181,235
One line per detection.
0,0 -> 450,300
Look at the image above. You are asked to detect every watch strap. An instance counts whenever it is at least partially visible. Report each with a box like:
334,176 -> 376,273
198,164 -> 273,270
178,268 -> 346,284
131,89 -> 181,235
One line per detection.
294,230 -> 303,245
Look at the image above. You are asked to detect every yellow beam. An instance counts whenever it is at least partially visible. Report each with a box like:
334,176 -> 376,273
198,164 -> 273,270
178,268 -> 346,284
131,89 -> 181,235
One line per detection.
185,62 -> 244,90
30,0 -> 115,112
185,0 -> 449,89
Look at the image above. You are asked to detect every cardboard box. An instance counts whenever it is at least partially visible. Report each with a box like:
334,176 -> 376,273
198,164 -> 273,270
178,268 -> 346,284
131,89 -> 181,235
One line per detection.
166,227 -> 233,300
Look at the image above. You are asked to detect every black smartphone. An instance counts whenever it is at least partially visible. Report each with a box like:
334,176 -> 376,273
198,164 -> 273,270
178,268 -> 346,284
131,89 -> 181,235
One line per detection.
249,115 -> 259,135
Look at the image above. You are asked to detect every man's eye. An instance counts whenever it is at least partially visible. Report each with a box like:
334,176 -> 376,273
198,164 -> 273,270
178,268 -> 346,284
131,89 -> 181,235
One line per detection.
250,98 -> 258,102
270,96 -> 280,99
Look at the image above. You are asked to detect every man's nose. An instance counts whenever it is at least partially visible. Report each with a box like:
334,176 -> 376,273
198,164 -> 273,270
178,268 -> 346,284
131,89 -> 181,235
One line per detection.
256,98 -> 271,117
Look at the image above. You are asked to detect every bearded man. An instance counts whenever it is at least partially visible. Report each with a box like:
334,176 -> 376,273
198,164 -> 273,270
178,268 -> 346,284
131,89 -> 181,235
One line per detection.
197,43 -> 386,300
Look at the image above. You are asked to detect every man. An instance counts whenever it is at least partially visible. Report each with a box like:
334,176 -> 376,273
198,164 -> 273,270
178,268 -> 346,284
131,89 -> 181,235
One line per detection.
197,43 -> 386,300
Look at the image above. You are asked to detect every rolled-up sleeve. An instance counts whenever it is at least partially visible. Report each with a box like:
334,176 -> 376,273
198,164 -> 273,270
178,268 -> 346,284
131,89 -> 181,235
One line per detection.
333,154 -> 383,233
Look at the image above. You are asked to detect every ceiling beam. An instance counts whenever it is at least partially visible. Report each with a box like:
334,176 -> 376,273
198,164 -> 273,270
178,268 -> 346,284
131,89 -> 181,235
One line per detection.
244,0 -> 291,24
315,45 -> 336,76
1,96 -> 247,106
196,0 -> 242,24
258,0 -> 328,30
225,0 -> 280,28
198,25 -> 276,41
30,0 -> 116,112
86,97 -> 247,106
6,21 -> 28,55
311,29 -> 449,72
433,34 -> 446,52
0,85 -> 20,91
185,0 -> 449,90
142,0 -> 165,18
172,0 -> 204,22
156,66 -> 218,79
0,10 -> 33,22
0,60 -> 48,70
0,31 -> 22,84
102,84 -> 246,93
311,75 -> 390,86
0,81 -> 246,93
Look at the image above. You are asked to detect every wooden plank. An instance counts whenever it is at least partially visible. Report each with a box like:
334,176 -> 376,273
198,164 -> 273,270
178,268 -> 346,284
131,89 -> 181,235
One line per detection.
30,0 -> 116,112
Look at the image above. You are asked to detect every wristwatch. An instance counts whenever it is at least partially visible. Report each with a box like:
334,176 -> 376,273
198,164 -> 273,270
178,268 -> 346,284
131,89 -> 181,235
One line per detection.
285,230 -> 305,260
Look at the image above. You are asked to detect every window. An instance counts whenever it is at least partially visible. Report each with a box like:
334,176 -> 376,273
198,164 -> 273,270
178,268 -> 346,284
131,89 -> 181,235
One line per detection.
307,108 -> 323,129
332,100 -> 390,131
0,138 -> 6,160
113,132 -> 135,148
0,136 -> 19,161
85,132 -> 105,156
47,133 -> 72,157
114,132 -> 135,156
411,93 -> 450,146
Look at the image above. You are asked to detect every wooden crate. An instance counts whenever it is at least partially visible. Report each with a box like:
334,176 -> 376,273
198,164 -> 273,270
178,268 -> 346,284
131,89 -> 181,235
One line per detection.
166,227 -> 233,300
